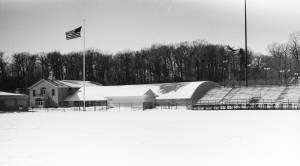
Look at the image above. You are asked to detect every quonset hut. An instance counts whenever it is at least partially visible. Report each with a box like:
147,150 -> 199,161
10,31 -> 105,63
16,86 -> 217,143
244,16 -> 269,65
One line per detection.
153,81 -> 217,107
0,91 -> 29,111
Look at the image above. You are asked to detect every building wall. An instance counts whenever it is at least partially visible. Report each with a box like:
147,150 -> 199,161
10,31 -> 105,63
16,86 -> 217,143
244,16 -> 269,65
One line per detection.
29,81 -> 59,107
66,100 -> 107,107
156,98 -> 192,107
0,96 -> 28,111
29,80 -> 81,108
107,95 -> 155,109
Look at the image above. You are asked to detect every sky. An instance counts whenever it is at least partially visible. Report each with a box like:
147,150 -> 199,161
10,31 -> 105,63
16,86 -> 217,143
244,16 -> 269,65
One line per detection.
1,0 -> 300,56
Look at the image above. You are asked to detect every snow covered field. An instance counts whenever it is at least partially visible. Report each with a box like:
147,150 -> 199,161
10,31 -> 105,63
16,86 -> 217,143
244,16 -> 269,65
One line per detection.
1,109 -> 300,166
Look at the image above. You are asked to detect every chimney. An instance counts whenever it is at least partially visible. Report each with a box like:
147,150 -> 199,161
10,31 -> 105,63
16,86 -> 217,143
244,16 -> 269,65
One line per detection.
48,71 -> 56,80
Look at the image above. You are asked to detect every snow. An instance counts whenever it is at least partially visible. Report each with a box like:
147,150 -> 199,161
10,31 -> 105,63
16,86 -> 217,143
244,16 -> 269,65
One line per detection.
0,91 -> 26,96
65,81 -> 211,102
59,80 -> 101,88
1,109 -> 300,166
64,88 -> 107,101
156,81 -> 207,100
65,85 -> 155,101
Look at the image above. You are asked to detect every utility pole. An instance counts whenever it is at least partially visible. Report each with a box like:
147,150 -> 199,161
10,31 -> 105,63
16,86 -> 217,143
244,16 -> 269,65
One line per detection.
245,0 -> 248,86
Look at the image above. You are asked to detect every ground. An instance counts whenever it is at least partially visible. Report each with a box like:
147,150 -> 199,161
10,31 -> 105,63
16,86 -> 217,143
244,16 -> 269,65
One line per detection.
1,108 -> 300,166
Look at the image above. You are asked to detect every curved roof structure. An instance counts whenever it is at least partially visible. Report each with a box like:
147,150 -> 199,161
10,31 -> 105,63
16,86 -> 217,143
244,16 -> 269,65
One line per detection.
153,81 -> 216,100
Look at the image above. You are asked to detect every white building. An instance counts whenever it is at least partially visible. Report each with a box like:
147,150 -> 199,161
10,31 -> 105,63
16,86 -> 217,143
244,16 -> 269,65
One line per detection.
65,85 -> 156,109
28,79 -> 101,108
65,81 -> 216,109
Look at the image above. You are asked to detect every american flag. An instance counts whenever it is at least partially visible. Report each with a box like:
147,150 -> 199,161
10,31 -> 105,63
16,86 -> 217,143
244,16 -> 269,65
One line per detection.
65,26 -> 82,40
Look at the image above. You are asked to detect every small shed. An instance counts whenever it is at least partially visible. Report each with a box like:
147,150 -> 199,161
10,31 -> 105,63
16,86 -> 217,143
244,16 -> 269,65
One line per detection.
0,91 -> 29,112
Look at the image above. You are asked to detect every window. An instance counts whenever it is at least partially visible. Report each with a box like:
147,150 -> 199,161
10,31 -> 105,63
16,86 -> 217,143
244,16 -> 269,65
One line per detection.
41,88 -> 46,95
52,89 -> 55,96
33,90 -> 35,96
35,98 -> 44,106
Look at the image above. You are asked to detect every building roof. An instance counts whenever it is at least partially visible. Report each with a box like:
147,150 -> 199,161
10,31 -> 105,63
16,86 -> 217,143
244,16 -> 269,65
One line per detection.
28,79 -> 102,89
0,91 -> 25,96
64,88 -> 107,101
64,81 -> 214,102
64,85 -> 155,101
155,81 -> 210,100
0,91 -> 28,97
59,80 -> 102,88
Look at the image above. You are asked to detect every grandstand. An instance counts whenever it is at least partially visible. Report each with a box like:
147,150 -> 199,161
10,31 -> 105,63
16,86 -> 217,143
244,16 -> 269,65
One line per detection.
194,85 -> 300,110
197,87 -> 232,105
276,85 -> 300,103
259,86 -> 286,103
220,87 -> 262,104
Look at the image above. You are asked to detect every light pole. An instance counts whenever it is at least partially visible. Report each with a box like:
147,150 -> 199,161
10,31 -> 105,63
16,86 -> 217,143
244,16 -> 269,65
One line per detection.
263,67 -> 270,85
280,69 -> 290,86
280,69 -> 284,85
294,72 -> 299,84
223,60 -> 228,87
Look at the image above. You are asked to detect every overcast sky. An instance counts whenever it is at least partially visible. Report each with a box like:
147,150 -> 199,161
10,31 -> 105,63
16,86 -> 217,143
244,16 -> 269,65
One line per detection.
1,0 -> 300,56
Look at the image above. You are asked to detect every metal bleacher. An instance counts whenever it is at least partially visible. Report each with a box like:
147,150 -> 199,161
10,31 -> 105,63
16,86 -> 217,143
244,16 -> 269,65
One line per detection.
220,87 -> 263,104
197,87 -> 232,105
193,85 -> 300,110
276,85 -> 300,103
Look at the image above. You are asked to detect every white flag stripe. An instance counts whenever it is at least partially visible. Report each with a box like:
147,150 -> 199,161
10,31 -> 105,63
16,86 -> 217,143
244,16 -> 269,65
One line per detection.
65,26 -> 82,40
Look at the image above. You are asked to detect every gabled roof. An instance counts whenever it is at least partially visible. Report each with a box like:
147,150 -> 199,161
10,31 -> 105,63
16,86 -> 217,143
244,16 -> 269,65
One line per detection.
28,79 -> 68,89
59,80 -> 101,88
28,79 -> 102,89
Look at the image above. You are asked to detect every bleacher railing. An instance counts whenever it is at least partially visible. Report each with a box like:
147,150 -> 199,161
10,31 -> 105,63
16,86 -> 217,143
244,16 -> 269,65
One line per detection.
194,98 -> 300,110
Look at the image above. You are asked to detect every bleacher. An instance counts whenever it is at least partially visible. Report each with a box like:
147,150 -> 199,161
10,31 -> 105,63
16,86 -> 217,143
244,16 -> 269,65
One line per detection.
258,86 -> 286,103
197,87 -> 232,105
194,84 -> 300,110
276,85 -> 300,103
220,87 -> 263,104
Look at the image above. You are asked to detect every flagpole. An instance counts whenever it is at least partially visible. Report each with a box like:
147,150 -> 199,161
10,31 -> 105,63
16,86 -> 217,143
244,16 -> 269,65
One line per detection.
244,0 -> 248,87
83,19 -> 86,111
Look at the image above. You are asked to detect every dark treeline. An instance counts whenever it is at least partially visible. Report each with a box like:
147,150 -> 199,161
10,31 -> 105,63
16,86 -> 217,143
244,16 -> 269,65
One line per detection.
1,36 -> 300,92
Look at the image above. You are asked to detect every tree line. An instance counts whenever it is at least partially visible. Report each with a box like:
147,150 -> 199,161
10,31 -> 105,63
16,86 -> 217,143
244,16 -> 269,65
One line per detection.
1,34 -> 300,93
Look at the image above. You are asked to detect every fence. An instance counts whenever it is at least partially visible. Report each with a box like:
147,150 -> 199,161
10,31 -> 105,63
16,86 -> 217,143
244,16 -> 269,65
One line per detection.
193,99 -> 300,110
